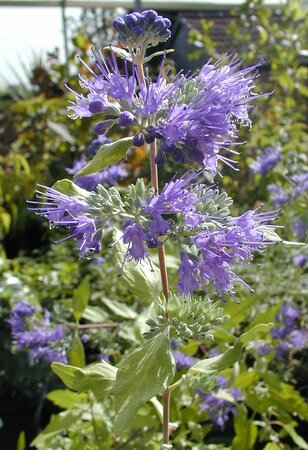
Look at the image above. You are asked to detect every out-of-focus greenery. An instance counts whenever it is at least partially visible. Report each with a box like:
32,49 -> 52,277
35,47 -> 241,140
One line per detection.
0,7 -> 130,254
189,0 -> 308,207
0,2 -> 307,450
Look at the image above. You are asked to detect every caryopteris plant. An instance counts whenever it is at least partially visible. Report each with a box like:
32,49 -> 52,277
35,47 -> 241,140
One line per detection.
28,9 -> 282,448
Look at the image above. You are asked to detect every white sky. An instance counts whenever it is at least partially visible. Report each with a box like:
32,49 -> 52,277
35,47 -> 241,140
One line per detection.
0,7 -> 80,88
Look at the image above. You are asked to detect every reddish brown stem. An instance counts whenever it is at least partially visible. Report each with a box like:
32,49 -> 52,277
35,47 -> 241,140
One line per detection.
76,323 -> 118,329
138,61 -> 171,448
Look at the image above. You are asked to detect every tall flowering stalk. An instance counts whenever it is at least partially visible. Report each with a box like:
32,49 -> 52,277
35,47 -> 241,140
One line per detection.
29,9 -> 282,448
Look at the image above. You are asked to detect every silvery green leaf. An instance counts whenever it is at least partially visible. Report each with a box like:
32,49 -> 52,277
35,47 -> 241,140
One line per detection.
112,334 -> 175,436
143,49 -> 175,63
259,226 -> 282,242
282,240 -> 306,245
53,179 -> 91,199
103,46 -> 133,62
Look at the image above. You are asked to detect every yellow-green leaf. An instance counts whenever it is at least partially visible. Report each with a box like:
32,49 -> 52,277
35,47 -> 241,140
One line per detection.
75,137 -> 133,177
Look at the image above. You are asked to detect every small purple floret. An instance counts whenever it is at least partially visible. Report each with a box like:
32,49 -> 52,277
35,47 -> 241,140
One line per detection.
173,351 -> 195,370
133,133 -> 145,147
293,254 -> 307,268
250,146 -> 281,175
119,111 -> 135,127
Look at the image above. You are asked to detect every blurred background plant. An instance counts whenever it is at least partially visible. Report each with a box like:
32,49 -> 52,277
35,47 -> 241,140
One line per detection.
0,1 -> 307,449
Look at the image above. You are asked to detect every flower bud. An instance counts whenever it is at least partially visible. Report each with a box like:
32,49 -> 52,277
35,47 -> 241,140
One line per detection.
89,100 -> 104,114
118,111 -> 135,127
133,133 -> 145,147
112,17 -> 126,33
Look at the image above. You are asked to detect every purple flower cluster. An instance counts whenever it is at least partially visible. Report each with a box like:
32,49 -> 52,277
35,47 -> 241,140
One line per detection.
113,10 -> 171,51
28,185 -> 102,257
31,9 -> 282,304
197,376 -> 242,429
118,171 -> 279,297
177,206 -> 280,299
154,57 -> 263,172
271,305 -> 299,339
30,169 -> 280,298
268,184 -> 289,207
250,146 -> 281,175
270,304 -> 308,359
291,172 -> 308,198
292,219 -> 307,239
268,171 -> 308,207
67,36 -> 262,175
7,301 -> 67,364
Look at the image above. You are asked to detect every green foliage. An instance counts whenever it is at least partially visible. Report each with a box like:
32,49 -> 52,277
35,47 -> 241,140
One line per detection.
281,424 -> 308,450
31,410 -> 84,448
144,294 -> 229,343
1,2 -> 307,449
72,276 -> 90,323
113,229 -> 162,300
47,389 -> 87,409
52,360 -> 117,400
75,137 -> 134,176
68,333 -> 86,368
112,334 -> 175,436
0,93 -> 90,247
100,297 -> 137,319
188,324 -> 272,379
53,179 -> 91,199
232,405 -> 258,450
17,431 -> 26,450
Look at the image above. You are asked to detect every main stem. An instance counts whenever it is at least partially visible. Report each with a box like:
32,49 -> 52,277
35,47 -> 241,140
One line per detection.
137,61 -> 171,446
149,140 -> 169,302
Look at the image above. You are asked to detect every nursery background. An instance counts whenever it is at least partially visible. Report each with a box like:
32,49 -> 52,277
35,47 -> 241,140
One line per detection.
0,0 -> 307,449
